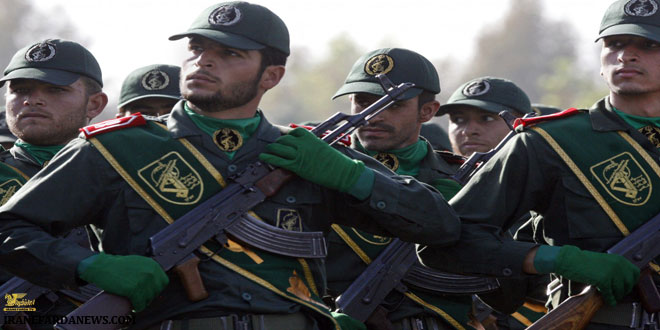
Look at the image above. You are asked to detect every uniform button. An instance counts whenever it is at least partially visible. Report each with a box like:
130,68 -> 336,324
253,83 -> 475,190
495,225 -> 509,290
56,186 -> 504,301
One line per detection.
376,201 -> 387,209
228,165 -> 238,172
502,268 -> 512,276
241,292 -> 252,301
286,196 -> 296,203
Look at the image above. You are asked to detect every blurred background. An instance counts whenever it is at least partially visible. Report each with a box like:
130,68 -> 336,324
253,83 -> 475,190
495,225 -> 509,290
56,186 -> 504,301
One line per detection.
1,0 -> 611,128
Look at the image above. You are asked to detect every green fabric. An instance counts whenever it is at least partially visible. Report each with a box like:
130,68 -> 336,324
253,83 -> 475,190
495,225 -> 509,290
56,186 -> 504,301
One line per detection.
260,127 -> 369,196
0,161 -> 28,205
77,253 -> 169,312
118,64 -> 181,108
612,107 -> 660,130
533,245 -> 561,274
15,140 -> 64,166
430,178 -> 462,199
553,245 -> 639,306
438,77 -> 532,116
359,139 -> 427,176
332,312 -> 367,330
347,167 -> 375,200
184,102 -> 261,159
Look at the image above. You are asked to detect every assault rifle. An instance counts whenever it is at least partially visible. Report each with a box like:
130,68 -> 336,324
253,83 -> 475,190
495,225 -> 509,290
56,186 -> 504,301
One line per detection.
527,212 -> 660,330
55,74 -> 415,330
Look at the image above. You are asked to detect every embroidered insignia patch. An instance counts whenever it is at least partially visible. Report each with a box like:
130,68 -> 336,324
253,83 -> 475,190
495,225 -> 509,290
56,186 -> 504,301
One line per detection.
208,5 -> 242,26
624,0 -> 658,16
276,208 -> 303,232
350,228 -> 392,245
213,128 -> 243,152
25,41 -> 56,62
141,70 -> 170,91
589,152 -> 651,206
286,270 -> 313,303
463,79 -> 491,97
375,152 -> 399,171
639,125 -> 660,148
0,179 -> 23,205
364,54 -> 395,76
138,152 -> 204,205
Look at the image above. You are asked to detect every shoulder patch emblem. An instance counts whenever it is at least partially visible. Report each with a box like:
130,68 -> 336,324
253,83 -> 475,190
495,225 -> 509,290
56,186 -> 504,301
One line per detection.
141,70 -> 170,91
625,0 -> 658,16
590,152 -> 651,206
213,128 -> 243,152
350,228 -> 392,245
277,208 -> 303,232
138,151 -> 204,205
80,113 -> 147,138
209,5 -> 242,26
364,54 -> 395,76
374,152 -> 399,171
462,79 -> 490,97
639,125 -> 660,148
513,108 -> 579,129
25,41 -> 56,62
0,179 -> 23,206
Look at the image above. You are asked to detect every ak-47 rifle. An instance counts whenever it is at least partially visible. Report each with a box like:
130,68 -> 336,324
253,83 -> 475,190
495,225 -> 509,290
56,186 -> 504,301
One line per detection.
527,212 -> 660,330
333,112 -> 527,323
55,74 -> 415,330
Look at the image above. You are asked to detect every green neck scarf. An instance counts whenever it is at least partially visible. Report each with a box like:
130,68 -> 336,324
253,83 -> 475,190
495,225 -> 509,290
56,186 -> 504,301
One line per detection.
359,139 -> 428,176
14,140 -> 64,166
184,102 -> 261,159
613,107 -> 660,130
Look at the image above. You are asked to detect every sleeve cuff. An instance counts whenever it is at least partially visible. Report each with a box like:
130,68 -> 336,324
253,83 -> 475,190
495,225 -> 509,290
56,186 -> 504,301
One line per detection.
346,168 -> 375,200
533,245 -> 561,274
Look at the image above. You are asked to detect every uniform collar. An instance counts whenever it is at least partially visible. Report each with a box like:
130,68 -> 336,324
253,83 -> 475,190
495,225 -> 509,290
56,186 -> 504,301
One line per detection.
416,137 -> 458,183
589,96 -> 633,132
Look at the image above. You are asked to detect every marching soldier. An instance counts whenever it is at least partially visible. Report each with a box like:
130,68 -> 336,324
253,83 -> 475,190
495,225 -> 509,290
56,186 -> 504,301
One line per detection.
418,0 -> 660,328
116,64 -> 181,118
0,2 -> 459,330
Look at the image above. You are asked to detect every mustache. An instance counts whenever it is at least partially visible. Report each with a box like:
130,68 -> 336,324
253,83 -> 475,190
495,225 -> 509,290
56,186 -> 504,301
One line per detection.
360,122 -> 395,132
185,69 -> 220,82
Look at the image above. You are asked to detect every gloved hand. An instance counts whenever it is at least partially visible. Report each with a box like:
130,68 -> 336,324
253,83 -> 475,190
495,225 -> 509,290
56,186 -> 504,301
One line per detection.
534,245 -> 639,306
77,253 -> 169,312
259,127 -> 368,193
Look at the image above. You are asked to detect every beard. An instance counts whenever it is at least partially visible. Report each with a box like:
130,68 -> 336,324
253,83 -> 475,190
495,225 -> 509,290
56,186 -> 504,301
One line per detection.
183,71 -> 261,112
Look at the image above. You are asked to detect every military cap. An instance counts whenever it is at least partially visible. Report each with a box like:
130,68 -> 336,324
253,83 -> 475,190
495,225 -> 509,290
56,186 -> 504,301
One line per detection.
598,0 -> 660,43
332,48 -> 440,101
118,64 -> 181,109
169,1 -> 290,55
437,77 -> 532,116
0,39 -> 102,87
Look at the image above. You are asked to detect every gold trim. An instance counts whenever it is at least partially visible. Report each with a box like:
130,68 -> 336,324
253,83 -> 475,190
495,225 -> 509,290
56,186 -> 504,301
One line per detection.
618,132 -> 660,179
199,246 -> 340,330
330,224 -> 372,264
511,312 -> 533,327
297,258 -> 319,297
522,301 -> 548,314
179,137 -> 227,187
89,138 -> 175,223
404,292 -> 465,330
532,127 -> 630,236
1,163 -> 30,181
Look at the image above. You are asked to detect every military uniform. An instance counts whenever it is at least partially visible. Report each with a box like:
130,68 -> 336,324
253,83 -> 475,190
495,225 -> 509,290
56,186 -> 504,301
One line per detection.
418,97 -> 660,328
0,101 -> 459,329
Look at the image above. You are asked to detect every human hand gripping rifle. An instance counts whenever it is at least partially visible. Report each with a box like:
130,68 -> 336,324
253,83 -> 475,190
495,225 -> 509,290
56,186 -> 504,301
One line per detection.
526,213 -> 660,330
54,74 -> 414,330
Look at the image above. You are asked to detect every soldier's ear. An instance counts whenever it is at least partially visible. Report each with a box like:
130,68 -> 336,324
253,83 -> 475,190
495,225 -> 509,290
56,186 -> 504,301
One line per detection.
86,92 -> 108,122
418,99 -> 440,123
260,65 -> 285,92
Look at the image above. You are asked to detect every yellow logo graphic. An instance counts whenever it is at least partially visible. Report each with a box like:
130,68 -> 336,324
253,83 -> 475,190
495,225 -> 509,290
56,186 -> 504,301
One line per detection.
364,54 -> 395,76
590,152 -> 652,206
639,125 -> 660,148
351,228 -> 393,245
138,152 -> 204,205
374,153 -> 399,172
213,128 -> 243,152
0,179 -> 23,206
3,293 -> 36,312
286,270 -> 314,303
277,209 -> 303,232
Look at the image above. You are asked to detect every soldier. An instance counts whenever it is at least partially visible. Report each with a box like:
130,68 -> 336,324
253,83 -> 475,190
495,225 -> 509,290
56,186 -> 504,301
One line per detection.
327,48 -> 474,330
116,64 -> 181,118
0,109 -> 17,150
418,0 -> 660,328
0,2 -> 459,330
438,77 -> 532,158
0,38 -> 107,328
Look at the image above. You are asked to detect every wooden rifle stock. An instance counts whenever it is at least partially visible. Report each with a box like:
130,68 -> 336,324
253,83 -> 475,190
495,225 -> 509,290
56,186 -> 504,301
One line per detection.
526,287 -> 603,330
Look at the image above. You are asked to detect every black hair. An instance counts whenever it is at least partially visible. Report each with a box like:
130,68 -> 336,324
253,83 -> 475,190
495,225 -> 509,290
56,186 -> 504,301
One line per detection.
257,46 -> 288,76
80,76 -> 102,97
417,91 -> 436,110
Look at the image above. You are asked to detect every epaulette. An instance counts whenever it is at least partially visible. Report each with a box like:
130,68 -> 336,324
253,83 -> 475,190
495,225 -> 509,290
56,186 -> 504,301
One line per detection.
80,113 -> 147,139
434,150 -> 465,165
288,123 -> 352,147
513,108 -> 580,129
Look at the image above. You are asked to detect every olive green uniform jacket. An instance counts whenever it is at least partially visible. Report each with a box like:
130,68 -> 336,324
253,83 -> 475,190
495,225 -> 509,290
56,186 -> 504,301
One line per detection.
0,103 -> 460,329
417,97 -> 660,313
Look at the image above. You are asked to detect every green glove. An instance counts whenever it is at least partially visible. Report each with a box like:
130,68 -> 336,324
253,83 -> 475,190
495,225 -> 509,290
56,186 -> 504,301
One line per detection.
534,245 -> 639,306
77,253 -> 169,312
259,127 -> 369,194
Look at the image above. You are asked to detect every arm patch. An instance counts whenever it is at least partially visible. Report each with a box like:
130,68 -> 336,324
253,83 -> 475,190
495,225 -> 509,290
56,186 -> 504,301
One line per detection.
79,113 -> 147,139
